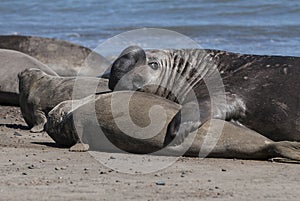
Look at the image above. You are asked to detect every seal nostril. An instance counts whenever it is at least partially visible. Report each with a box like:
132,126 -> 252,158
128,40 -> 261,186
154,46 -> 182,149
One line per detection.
132,75 -> 145,90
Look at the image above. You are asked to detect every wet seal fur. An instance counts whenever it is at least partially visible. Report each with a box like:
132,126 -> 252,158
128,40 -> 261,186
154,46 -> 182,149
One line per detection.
44,91 -> 300,161
18,68 -> 110,133
109,46 -> 300,142
0,49 -> 58,106
0,35 -> 110,77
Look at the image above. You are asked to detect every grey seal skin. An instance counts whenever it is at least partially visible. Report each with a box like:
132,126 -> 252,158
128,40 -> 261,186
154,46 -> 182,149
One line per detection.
109,46 -> 300,142
45,91 -> 300,161
0,49 -> 58,106
0,35 -> 111,77
18,68 -> 110,133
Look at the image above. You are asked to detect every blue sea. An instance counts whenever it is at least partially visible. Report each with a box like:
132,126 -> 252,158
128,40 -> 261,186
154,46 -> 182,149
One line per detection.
1,0 -> 300,56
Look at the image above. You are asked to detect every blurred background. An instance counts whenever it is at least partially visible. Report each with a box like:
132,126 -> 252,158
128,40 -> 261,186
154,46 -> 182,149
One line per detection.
0,0 -> 300,56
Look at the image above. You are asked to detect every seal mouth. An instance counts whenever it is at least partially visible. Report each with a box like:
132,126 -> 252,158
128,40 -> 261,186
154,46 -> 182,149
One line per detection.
132,83 -> 143,91
134,88 -> 144,93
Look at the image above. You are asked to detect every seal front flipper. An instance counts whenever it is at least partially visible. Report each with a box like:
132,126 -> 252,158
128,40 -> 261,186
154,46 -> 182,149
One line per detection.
165,94 -> 246,145
30,123 -> 45,133
165,101 -> 204,146
69,142 -> 89,152
30,109 -> 47,133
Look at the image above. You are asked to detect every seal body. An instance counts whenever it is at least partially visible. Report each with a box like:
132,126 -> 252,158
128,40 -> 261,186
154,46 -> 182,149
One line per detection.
45,90 -> 300,161
218,52 -> 300,141
0,49 -> 58,106
109,46 -> 300,141
45,91 -> 179,151
0,35 -> 110,77
18,68 -> 110,132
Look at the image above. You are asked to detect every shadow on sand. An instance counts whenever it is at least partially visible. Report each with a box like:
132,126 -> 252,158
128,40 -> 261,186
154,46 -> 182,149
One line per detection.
0,123 -> 29,130
31,141 -> 67,149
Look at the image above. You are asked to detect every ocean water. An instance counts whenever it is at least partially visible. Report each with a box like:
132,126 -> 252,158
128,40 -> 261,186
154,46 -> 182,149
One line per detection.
0,0 -> 300,56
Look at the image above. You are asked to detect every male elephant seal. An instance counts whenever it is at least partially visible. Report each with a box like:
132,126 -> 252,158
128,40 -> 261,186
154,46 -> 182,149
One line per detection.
44,91 -> 300,162
0,35 -> 111,77
18,68 -> 110,132
0,49 -> 58,106
109,46 -> 300,142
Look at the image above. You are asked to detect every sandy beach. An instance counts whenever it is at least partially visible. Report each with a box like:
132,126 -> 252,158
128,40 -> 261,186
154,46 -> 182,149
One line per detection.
0,105 -> 299,201
1,0 -> 300,200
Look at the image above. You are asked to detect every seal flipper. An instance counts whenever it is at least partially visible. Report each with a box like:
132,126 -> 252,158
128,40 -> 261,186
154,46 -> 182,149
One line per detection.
30,124 -> 45,133
30,109 -> 47,133
268,141 -> 300,163
178,119 -> 300,161
270,158 -> 300,164
165,101 -> 204,146
165,94 -> 246,145
69,142 -> 89,152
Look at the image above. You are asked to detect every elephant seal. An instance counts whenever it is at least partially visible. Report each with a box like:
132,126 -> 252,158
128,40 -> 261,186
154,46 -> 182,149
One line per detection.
44,91 -> 300,161
109,46 -> 300,142
0,49 -> 58,106
0,35 -> 111,77
18,68 -> 110,132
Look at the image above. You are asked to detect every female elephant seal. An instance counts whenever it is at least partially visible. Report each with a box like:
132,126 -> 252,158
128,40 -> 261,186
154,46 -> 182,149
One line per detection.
109,46 -> 300,142
0,35 -> 110,77
44,91 -> 300,162
0,49 -> 58,106
18,68 -> 110,132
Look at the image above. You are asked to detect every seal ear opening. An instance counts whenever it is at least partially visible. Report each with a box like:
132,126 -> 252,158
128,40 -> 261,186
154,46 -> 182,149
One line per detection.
108,46 -> 146,90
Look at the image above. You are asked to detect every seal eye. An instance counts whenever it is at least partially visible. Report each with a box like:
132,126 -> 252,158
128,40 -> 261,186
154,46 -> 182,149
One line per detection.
148,61 -> 159,70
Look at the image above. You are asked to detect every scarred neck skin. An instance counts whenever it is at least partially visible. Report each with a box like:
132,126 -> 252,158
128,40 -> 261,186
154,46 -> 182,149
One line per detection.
146,49 -> 224,104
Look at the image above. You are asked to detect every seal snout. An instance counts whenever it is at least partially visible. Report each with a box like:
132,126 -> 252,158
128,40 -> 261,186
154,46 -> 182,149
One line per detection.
109,46 -> 146,91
